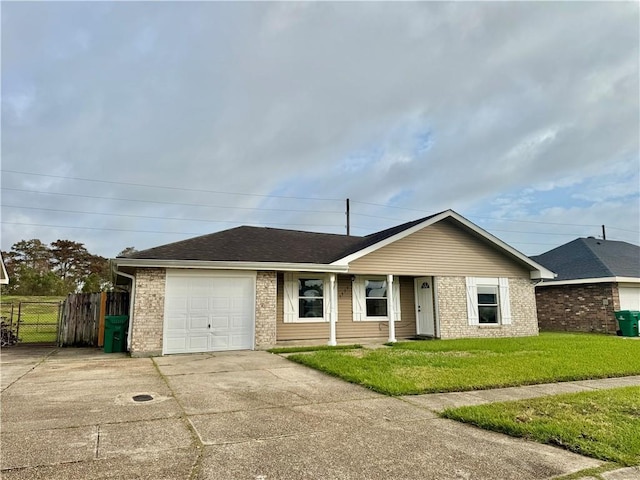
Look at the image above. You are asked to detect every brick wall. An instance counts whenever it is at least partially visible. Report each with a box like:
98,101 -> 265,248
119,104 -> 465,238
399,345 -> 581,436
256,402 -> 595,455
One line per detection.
130,268 -> 166,357
255,271 -> 277,349
437,276 -> 538,339
535,282 -> 619,334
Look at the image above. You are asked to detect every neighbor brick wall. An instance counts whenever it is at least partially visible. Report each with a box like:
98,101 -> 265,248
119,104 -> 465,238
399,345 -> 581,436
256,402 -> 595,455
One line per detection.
535,282 -> 620,334
255,271 -> 277,349
130,268 -> 166,357
437,276 -> 538,339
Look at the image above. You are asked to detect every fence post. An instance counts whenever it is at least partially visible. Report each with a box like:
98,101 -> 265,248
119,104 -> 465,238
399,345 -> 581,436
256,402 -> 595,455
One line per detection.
98,292 -> 106,347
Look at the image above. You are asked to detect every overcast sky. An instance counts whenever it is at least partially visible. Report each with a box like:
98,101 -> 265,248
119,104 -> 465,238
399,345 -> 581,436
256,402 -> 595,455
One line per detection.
2,1 -> 639,259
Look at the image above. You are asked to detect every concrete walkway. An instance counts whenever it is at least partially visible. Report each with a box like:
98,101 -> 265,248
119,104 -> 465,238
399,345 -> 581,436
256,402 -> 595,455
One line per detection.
1,347 -> 637,479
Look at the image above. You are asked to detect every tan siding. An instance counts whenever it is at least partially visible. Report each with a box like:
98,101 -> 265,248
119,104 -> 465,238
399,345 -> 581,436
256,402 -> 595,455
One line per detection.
276,273 -> 416,342
349,219 -> 530,278
276,272 -> 330,341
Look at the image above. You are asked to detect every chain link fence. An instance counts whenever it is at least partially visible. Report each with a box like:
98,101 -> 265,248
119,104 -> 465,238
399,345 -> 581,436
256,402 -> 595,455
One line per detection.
1,301 -> 62,345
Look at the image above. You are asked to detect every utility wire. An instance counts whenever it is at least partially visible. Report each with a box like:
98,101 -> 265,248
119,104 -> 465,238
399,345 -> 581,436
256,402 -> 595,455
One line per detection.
2,205 -> 344,228
3,188 -> 343,215
2,169 -> 343,202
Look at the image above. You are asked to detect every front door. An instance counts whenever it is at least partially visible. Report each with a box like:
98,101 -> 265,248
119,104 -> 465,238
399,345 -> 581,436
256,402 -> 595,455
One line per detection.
415,277 -> 436,337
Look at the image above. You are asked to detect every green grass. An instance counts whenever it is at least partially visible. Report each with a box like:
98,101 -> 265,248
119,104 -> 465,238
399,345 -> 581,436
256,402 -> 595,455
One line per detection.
441,386 -> 640,466
268,344 -> 362,354
287,333 -> 640,395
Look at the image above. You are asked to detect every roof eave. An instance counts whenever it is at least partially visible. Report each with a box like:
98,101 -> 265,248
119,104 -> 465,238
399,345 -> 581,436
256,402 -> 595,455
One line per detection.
112,258 -> 349,273
536,276 -> 640,287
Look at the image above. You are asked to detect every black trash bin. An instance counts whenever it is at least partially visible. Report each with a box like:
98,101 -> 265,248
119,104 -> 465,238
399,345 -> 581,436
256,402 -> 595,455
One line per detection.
104,315 -> 129,353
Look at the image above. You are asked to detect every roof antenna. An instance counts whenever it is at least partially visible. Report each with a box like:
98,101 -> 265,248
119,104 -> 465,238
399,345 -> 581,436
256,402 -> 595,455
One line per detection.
346,198 -> 350,236
601,225 -> 606,240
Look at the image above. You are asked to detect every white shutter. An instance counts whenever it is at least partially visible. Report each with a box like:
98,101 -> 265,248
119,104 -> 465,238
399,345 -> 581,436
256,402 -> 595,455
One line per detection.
392,277 -> 401,321
284,272 -> 297,323
352,276 -> 365,321
466,277 -> 479,325
498,277 -> 512,325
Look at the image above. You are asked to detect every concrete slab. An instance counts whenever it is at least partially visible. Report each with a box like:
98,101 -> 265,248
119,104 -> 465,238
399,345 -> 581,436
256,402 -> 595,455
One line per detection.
401,391 -> 490,410
98,418 -> 194,457
601,466 -> 640,480
198,417 -> 600,480
1,425 -> 98,469
573,376 -> 640,390
0,448 -> 197,480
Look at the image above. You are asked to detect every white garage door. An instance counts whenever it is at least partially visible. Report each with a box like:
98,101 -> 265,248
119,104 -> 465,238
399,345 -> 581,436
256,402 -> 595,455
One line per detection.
619,285 -> 640,311
163,270 -> 255,354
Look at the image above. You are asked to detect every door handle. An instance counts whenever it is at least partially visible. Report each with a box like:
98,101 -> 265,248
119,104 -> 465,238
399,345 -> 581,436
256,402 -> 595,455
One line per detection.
208,324 -> 211,329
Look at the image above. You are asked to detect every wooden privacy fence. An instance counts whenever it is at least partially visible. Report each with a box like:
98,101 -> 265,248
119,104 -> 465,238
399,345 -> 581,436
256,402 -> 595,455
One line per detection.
59,292 -> 130,347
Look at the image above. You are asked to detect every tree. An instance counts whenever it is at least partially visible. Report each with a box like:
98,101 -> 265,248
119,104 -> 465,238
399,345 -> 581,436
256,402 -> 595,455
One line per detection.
117,247 -> 138,258
10,239 -> 52,274
50,240 -> 91,283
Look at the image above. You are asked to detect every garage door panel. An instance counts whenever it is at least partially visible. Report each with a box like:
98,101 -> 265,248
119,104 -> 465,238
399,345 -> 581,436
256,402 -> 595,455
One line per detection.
212,297 -> 231,310
166,313 -> 188,331
619,287 -> 640,310
164,272 -> 255,354
188,315 -> 209,330
190,297 -> 210,311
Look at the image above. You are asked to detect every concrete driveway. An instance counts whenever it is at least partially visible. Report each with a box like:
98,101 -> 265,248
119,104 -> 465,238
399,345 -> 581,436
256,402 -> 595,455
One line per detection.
1,347 -> 601,479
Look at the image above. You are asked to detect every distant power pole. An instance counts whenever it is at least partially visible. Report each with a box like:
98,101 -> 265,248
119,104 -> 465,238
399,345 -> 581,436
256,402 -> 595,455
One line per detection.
346,198 -> 350,236
601,225 -> 606,240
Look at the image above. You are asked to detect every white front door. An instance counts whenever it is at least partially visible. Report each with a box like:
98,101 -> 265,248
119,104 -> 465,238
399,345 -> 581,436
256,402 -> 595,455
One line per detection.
163,270 -> 255,354
415,277 -> 436,337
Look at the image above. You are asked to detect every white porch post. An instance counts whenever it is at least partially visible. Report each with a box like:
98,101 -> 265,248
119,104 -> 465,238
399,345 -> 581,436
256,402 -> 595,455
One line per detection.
328,273 -> 337,346
387,274 -> 396,343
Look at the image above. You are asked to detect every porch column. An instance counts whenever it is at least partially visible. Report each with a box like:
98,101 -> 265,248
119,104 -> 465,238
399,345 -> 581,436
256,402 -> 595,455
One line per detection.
328,273 -> 337,346
387,274 -> 396,343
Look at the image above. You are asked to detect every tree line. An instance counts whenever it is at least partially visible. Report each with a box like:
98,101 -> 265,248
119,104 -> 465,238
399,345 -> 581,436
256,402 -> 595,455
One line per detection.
1,239 -> 136,296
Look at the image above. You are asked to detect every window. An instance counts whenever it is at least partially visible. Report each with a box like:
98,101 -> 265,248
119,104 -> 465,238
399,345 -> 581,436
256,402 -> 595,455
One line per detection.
352,275 -> 401,321
477,285 -> 499,324
283,273 -> 328,323
466,277 -> 511,326
365,278 -> 388,317
298,278 -> 324,318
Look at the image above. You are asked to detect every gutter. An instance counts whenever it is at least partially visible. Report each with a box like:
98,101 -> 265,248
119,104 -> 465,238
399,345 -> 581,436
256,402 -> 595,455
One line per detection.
113,258 -> 349,273
113,267 -> 136,352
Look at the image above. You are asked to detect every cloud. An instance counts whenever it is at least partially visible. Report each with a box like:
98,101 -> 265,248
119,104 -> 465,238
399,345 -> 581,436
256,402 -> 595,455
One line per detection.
1,1 -> 638,257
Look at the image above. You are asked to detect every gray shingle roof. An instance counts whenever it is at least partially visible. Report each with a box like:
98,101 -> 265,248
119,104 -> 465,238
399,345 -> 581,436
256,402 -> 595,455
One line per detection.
531,237 -> 640,281
123,212 -> 442,264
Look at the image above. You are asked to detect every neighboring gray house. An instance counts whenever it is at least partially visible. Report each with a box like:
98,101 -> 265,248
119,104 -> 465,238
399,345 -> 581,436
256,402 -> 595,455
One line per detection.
532,237 -> 640,334
113,210 -> 554,357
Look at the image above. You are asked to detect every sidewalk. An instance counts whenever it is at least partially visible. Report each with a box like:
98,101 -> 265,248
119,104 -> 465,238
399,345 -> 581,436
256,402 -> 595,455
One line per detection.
401,375 -> 640,480
401,375 -> 640,411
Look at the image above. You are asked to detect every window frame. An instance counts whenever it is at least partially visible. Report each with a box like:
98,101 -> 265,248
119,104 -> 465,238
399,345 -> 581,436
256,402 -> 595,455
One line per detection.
465,277 -> 512,326
352,275 -> 402,322
297,277 -> 325,321
476,283 -> 500,324
283,273 -> 329,323
364,277 -> 389,320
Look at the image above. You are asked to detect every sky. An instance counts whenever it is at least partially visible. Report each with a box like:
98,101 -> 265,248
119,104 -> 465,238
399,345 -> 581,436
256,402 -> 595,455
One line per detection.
2,1 -> 639,259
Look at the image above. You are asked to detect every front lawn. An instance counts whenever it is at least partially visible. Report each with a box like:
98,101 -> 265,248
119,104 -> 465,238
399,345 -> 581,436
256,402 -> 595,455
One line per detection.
286,333 -> 640,395
441,386 -> 640,466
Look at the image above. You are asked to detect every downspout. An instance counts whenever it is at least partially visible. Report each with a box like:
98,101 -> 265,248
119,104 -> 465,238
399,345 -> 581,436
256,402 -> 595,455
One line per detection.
113,267 -> 136,352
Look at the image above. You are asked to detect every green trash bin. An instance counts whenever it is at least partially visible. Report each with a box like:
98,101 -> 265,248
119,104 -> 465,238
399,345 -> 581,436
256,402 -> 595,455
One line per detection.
104,315 -> 129,353
615,310 -> 639,337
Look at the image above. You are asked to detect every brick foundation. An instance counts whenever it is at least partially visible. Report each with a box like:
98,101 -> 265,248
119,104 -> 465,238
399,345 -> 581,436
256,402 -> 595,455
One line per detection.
535,282 -> 620,334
